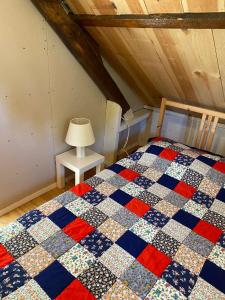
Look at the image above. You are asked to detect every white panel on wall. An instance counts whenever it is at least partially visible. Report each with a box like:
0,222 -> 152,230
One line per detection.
0,0 -> 54,209
0,0 -> 107,211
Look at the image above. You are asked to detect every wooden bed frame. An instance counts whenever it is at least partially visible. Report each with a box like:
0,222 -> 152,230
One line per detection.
157,98 -> 225,152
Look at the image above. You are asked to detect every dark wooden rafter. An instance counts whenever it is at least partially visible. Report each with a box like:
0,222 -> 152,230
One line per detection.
73,13 -> 225,29
31,0 -> 130,114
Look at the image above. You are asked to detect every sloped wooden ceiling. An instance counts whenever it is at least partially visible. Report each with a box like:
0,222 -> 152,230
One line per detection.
66,0 -> 225,111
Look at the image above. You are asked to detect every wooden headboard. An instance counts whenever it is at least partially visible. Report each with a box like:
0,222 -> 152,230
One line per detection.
157,98 -> 225,152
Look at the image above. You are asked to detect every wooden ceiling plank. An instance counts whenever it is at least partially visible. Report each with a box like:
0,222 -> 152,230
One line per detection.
88,27 -> 157,105
88,27 -> 152,103
182,0 -> 225,12
155,29 -> 225,109
144,0 -> 183,13
213,30 -> 225,108
73,13 -> 225,28
118,28 -> 180,98
31,0 -> 130,114
144,28 -> 185,99
115,28 -> 162,102
66,0 -> 94,14
152,29 -> 199,104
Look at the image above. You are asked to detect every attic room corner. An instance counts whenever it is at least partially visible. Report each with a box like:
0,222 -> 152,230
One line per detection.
0,0 -> 144,213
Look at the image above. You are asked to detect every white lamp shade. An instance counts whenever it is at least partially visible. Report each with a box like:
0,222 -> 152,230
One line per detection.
65,118 -> 95,147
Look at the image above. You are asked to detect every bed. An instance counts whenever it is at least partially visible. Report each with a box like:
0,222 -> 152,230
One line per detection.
1,99 -> 225,300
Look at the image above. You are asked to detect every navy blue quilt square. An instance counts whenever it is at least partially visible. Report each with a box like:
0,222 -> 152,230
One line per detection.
133,176 -> 154,189
197,156 -> 216,166
116,230 -> 147,258
162,261 -> 197,297
18,209 -> 45,229
34,261 -> 74,299
174,154 -> 194,166
80,230 -> 113,257
192,191 -> 214,208
82,189 -> 106,206
146,145 -> 164,155
200,260 -> 225,294
108,163 -> 125,173
143,208 -> 170,228
172,210 -> 200,229
49,207 -> 76,228
157,174 -> 179,189
218,233 -> 225,248
216,188 -> 225,203
110,190 -> 133,206
129,151 -> 143,161
0,262 -> 31,298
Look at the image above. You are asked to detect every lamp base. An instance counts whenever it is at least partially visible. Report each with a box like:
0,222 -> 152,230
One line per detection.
76,146 -> 85,158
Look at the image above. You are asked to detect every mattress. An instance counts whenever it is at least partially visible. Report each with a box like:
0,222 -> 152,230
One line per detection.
0,137 -> 225,300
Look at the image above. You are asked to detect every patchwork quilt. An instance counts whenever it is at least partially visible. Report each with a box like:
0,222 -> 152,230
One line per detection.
1,137 -> 225,300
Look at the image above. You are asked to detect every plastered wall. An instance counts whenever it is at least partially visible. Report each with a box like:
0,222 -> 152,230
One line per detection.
0,0 -> 106,210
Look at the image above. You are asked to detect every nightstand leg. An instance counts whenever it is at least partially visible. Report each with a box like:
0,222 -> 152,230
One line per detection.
75,171 -> 84,185
56,163 -> 65,188
96,164 -> 101,174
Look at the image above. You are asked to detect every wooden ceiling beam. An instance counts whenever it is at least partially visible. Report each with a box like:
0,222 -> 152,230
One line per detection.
31,0 -> 130,114
73,13 -> 225,29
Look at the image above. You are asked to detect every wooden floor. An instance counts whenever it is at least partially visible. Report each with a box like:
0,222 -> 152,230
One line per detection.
0,183 -> 73,227
0,169 -> 97,227
0,149 -> 135,227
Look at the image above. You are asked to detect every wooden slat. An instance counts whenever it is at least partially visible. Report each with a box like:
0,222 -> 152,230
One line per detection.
195,113 -> 207,148
31,0 -> 130,114
73,13 -> 225,28
206,116 -> 219,150
165,99 -> 225,119
200,115 -> 213,149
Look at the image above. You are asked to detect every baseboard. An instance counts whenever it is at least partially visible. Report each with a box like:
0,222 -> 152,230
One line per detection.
0,183 -> 57,217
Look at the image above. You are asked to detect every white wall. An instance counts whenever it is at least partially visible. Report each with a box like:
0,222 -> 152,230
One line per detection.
0,0 -> 107,210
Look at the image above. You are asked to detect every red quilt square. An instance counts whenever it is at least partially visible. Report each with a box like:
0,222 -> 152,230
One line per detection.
193,220 -> 223,243
119,169 -> 140,181
63,218 -> 94,242
137,244 -> 171,277
152,137 -> 164,142
213,161 -> 225,174
174,181 -> 196,198
70,183 -> 93,196
125,198 -> 150,217
159,148 -> 178,161
0,244 -> 14,268
56,279 -> 96,300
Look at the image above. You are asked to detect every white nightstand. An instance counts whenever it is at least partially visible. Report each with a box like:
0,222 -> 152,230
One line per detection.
56,148 -> 105,188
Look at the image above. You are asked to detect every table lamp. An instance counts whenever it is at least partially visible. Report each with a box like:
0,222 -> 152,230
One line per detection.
65,118 -> 95,158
